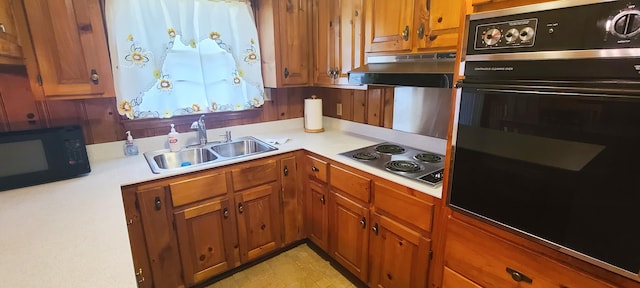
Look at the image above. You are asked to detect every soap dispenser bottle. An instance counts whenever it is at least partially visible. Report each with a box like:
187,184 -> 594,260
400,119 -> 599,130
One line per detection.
123,131 -> 139,156
168,124 -> 180,152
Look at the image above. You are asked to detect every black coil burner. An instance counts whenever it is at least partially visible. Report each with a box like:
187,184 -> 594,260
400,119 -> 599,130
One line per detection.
414,153 -> 442,163
385,160 -> 422,173
352,152 -> 379,161
375,144 -> 406,154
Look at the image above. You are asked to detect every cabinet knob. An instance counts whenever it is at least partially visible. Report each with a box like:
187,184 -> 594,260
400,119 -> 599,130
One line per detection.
283,67 -> 290,79
223,208 -> 229,219
238,202 -> 244,214
311,166 -> 319,172
154,197 -> 161,211
0,24 -> 5,33
372,223 -> 379,235
90,69 -> 100,85
402,25 -> 410,41
360,217 -> 366,229
320,194 -> 325,204
283,166 -> 289,176
428,34 -> 438,42
417,23 -> 425,39
506,267 -> 532,283
333,68 -> 340,79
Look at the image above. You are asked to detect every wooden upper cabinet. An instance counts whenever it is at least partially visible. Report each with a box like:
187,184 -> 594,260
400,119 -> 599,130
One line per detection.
365,0 -> 415,53
257,0 -> 311,87
365,0 -> 462,53
312,0 -> 364,86
471,0 -> 556,13
0,0 -> 24,64
22,0 -> 114,99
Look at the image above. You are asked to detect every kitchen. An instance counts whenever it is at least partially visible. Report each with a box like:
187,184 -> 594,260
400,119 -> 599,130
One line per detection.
1,0 -> 639,288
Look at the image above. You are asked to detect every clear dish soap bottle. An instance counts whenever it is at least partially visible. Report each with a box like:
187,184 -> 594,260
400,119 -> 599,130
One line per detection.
123,131 -> 139,156
168,124 -> 180,152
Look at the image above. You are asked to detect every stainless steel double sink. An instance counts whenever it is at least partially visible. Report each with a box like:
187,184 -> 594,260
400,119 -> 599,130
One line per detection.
144,136 -> 278,174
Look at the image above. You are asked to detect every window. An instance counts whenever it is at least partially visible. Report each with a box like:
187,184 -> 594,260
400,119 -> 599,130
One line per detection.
105,0 -> 265,120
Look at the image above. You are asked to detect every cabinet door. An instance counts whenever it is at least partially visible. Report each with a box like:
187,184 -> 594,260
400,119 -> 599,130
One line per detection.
281,155 -> 304,245
369,214 -> 432,288
312,0 -> 339,85
136,186 -> 183,288
365,0 -> 415,53
23,0 -> 114,98
0,0 -> 23,64
423,0 -> 462,50
277,0 -> 310,86
336,0 -> 364,85
330,191 -> 370,282
307,180 -> 329,251
235,183 -> 283,263
174,198 -> 237,286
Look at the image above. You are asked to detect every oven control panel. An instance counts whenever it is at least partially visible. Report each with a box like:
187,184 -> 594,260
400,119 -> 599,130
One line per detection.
474,19 -> 538,50
467,0 -> 640,55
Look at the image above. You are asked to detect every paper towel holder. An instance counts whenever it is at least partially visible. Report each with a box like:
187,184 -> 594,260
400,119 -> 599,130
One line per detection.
304,95 -> 325,133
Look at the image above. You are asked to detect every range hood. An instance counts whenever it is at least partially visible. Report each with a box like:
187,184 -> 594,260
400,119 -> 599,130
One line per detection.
348,53 -> 456,88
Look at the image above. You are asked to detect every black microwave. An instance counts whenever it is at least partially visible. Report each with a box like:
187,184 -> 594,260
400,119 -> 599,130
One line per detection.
0,126 -> 91,192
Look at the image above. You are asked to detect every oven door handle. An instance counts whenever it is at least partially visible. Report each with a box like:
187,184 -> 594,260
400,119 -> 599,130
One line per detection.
457,80 -> 640,99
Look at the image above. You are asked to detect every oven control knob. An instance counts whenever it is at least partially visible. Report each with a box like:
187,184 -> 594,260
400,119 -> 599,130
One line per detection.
505,28 -> 519,43
609,9 -> 640,39
519,27 -> 535,42
483,28 -> 502,46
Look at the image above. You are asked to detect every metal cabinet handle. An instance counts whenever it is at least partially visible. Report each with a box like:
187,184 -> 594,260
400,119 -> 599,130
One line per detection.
90,69 -> 99,84
402,25 -> 410,41
506,267 -> 533,283
426,0 -> 431,10
0,24 -> 5,33
372,223 -> 379,235
154,197 -> 161,211
284,166 -> 289,176
223,208 -> 229,218
284,67 -> 290,78
333,68 -> 340,79
360,217 -> 366,228
311,166 -> 319,172
238,203 -> 244,214
320,194 -> 325,204
417,23 -> 425,39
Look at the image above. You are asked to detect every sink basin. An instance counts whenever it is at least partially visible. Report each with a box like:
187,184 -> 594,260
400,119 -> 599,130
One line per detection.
147,147 -> 218,171
210,137 -> 277,157
143,136 -> 278,173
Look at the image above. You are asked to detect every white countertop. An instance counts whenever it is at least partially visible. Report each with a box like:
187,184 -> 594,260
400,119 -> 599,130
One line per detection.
0,117 -> 446,288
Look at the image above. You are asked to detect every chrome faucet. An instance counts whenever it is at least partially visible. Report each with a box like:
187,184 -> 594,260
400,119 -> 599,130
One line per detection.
190,115 -> 207,145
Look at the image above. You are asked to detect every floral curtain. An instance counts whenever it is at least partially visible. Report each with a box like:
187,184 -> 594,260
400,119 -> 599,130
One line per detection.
105,0 -> 265,119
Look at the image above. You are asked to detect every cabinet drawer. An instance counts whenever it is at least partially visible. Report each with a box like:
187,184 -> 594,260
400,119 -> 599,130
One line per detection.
231,159 -> 278,191
373,182 -> 434,233
445,218 -> 617,288
305,155 -> 328,183
442,267 -> 482,288
169,172 -> 228,207
330,165 -> 371,203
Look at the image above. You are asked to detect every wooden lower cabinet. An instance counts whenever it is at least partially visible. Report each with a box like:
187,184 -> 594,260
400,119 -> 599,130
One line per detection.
235,183 -> 282,262
174,198 -> 237,286
442,266 -> 481,288
444,216 -> 618,288
369,214 -> 431,288
122,154 -> 299,288
330,191 -> 370,282
306,179 -> 329,251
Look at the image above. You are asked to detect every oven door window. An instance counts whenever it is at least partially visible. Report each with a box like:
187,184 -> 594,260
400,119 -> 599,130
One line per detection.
450,86 -> 640,275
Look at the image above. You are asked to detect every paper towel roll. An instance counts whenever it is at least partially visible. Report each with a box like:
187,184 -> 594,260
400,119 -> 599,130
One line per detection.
304,96 -> 324,133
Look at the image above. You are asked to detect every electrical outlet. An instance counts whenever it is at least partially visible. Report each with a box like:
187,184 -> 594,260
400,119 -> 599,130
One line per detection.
337,103 -> 342,116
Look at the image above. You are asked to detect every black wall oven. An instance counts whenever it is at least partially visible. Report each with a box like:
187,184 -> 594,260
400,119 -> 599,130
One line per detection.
450,0 -> 640,282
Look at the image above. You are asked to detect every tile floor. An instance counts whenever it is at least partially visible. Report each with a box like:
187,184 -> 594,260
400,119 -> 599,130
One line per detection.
205,244 -> 360,288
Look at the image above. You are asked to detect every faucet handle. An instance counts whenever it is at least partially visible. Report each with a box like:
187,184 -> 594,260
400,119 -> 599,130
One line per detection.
220,131 -> 231,142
